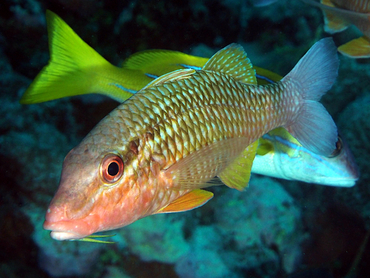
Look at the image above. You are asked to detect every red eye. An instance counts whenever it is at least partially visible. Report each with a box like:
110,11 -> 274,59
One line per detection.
101,154 -> 124,183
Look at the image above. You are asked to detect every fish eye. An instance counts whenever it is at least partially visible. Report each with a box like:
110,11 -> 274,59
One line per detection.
101,154 -> 124,183
328,136 -> 343,158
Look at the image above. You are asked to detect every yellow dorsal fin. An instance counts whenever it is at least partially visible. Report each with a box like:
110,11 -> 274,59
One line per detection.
202,43 -> 257,85
140,69 -> 196,90
218,140 -> 258,191
164,135 -> 251,190
122,49 -> 208,75
156,189 -> 213,213
123,49 -> 281,86
338,37 -> 370,58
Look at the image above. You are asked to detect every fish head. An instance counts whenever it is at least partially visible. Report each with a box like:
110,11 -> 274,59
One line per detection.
43,123 -> 159,241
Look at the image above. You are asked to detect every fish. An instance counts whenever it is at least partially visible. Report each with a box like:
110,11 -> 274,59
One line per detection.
301,0 -> 370,58
20,10 -> 281,104
43,37 -> 339,241
252,128 -> 359,187
22,11 -> 358,188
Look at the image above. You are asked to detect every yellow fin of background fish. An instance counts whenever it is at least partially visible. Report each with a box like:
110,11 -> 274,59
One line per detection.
218,141 -> 258,191
202,43 -> 257,85
165,137 -> 252,190
156,189 -> 214,213
260,127 -> 301,156
256,140 -> 274,156
21,11 -> 279,104
338,36 -> 370,58
124,49 -> 280,85
122,49 -> 209,76
141,69 -> 196,90
256,127 -> 301,156
320,0 -> 351,33
20,10 -> 151,104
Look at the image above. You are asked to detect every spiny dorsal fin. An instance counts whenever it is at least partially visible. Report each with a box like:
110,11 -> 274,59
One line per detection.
155,189 -> 213,213
140,69 -> 196,90
218,140 -> 258,191
202,43 -> 257,85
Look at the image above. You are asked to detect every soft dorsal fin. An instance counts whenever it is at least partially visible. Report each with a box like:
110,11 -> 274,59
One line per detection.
155,189 -> 214,213
140,69 -> 196,90
218,140 -> 258,191
202,43 -> 257,85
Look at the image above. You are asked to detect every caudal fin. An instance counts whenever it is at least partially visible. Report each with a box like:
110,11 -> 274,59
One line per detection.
20,10 -> 127,104
283,38 -> 339,156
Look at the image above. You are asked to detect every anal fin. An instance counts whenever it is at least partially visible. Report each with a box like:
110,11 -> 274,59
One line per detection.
218,141 -> 258,191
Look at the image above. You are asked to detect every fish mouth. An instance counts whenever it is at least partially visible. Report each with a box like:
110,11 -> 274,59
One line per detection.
43,219 -> 95,240
43,205 -> 99,240
49,231 -> 85,241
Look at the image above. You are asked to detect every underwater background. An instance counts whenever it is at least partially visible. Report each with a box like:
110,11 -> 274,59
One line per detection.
1,0 -> 370,277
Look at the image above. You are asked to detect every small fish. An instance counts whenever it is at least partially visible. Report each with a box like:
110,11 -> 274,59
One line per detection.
253,128 -> 359,187
301,0 -> 370,58
23,11 -> 358,188
43,37 -> 339,241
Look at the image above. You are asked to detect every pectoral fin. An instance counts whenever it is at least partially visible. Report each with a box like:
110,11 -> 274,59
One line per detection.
163,137 -> 250,190
156,189 -> 213,213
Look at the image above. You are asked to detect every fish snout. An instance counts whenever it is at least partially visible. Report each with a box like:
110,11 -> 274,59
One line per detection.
43,205 -> 97,240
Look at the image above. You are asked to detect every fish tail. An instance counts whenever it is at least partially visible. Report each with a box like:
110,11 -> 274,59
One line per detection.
282,38 -> 339,156
20,10 -> 131,104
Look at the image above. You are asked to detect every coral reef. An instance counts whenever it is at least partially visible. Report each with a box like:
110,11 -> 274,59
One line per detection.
118,214 -> 190,264
214,176 -> 304,276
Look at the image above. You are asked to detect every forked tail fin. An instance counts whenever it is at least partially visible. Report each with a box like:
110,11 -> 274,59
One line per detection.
283,38 -> 339,156
20,10 -> 130,104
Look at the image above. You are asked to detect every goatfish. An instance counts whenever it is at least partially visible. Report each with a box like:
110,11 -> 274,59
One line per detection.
301,0 -> 370,58
22,11 -> 358,188
43,37 -> 339,241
